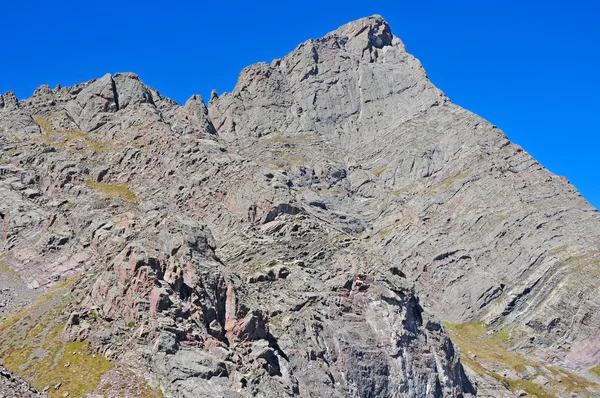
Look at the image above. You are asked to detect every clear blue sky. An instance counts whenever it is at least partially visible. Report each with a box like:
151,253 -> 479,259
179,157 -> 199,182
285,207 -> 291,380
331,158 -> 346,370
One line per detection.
2,1 -> 599,209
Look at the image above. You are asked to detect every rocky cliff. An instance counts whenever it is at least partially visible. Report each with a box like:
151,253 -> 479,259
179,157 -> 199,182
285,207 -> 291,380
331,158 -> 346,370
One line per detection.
0,15 -> 599,398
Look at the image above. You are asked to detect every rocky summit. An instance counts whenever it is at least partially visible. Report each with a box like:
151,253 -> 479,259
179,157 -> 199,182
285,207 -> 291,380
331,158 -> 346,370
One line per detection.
1,15 -> 599,398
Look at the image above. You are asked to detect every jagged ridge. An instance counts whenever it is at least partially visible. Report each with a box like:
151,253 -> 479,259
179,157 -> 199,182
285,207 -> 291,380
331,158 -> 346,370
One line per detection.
1,15 -> 599,398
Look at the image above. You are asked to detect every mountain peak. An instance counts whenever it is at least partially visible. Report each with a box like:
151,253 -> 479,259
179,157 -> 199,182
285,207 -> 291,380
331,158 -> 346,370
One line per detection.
208,15 -> 441,143
325,14 -> 393,49
1,15 -> 600,398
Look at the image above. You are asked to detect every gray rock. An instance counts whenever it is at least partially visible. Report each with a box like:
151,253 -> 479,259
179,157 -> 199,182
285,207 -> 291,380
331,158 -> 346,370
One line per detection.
113,72 -> 155,109
65,73 -> 118,131
0,365 -> 46,397
2,91 -> 18,110
171,95 -> 216,136
1,14 -> 600,398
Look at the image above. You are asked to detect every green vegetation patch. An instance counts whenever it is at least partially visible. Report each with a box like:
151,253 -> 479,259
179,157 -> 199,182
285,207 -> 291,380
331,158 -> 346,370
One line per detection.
374,168 -> 386,177
260,131 -> 321,146
269,313 -> 284,329
0,275 -> 115,398
27,337 -> 114,398
444,322 -> 530,374
0,259 -> 21,279
590,365 -> 600,378
32,114 -> 112,153
495,327 -> 512,341
551,246 -> 568,256
563,249 -> 600,275
242,259 -> 276,276
374,228 -> 393,240
444,321 -> 599,397
428,171 -> 470,195
85,180 -> 136,203
439,171 -> 470,190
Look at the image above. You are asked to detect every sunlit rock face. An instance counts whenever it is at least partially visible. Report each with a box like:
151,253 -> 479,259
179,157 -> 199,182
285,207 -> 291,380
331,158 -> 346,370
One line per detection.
1,15 -> 600,398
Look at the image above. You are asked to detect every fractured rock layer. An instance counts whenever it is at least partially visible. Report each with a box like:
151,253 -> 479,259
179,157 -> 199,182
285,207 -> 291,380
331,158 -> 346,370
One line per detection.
0,15 -> 599,398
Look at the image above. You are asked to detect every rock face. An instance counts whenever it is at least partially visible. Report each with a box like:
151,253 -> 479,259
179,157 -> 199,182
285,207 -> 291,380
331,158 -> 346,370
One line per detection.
1,15 -> 599,398
0,365 -> 46,397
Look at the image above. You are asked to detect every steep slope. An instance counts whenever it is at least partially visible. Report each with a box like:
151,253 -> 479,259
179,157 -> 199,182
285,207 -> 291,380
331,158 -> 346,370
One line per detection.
0,15 -> 599,398
0,365 -> 46,397
208,14 -> 600,379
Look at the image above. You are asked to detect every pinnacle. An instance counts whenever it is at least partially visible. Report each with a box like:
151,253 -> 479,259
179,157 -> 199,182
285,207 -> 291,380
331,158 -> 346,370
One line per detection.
326,14 -> 393,49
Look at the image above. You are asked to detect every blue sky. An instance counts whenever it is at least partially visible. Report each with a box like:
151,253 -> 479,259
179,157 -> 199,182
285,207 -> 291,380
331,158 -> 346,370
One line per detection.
2,1 -> 599,209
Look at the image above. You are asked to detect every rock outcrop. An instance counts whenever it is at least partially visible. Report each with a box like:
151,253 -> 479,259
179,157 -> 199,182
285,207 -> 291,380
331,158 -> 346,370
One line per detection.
0,15 -> 599,398
0,365 -> 46,397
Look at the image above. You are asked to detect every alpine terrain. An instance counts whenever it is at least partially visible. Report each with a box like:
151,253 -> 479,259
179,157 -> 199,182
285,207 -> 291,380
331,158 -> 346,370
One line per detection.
1,15 -> 599,397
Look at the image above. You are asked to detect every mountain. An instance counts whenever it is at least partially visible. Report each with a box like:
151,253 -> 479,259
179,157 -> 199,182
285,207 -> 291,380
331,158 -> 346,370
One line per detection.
1,15 -> 599,397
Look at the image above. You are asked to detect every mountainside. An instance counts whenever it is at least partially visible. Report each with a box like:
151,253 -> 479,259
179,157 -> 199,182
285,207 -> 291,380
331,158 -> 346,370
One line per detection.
1,15 -> 600,398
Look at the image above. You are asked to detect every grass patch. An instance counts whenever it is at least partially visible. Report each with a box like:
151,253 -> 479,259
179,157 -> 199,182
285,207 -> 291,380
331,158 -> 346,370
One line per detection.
427,171 -> 470,195
445,321 -> 599,397
243,259 -> 275,276
444,322 -> 530,374
260,132 -> 321,146
0,275 -> 78,334
374,228 -> 393,240
439,171 -> 470,190
563,250 -> 600,275
0,274 -> 115,397
28,338 -> 114,398
546,366 -> 598,395
269,314 -> 284,329
590,365 -> 600,378
32,114 -> 112,153
495,327 -> 511,341
552,246 -> 568,256
504,377 -> 552,398
85,180 -> 136,203
0,260 -> 21,279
